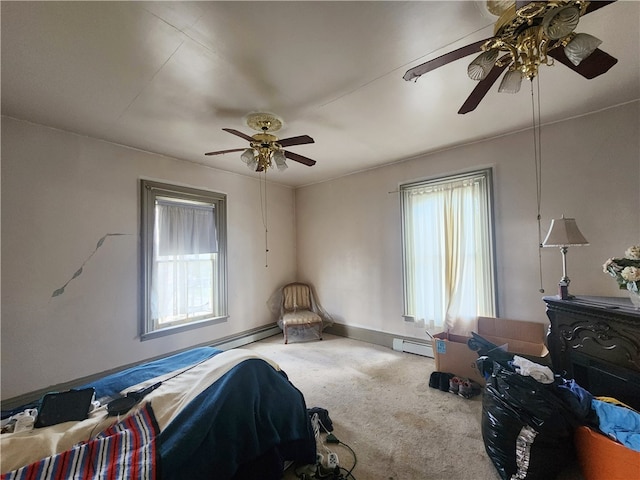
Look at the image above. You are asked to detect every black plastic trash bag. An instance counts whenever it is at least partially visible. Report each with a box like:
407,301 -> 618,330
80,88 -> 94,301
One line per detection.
480,359 -> 579,480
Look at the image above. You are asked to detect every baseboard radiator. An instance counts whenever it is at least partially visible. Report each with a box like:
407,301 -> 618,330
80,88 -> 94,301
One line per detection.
392,338 -> 434,358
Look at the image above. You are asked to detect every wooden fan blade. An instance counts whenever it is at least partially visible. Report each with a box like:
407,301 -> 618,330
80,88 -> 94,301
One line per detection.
458,62 -> 509,114
584,1 -> 616,15
549,47 -> 617,79
283,150 -> 316,166
277,135 -> 315,148
204,148 -> 246,156
403,38 -> 492,82
222,128 -> 255,142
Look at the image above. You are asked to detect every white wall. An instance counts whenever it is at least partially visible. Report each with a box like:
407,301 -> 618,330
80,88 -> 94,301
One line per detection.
3,103 -> 639,398
1,117 -> 296,399
296,102 -> 640,341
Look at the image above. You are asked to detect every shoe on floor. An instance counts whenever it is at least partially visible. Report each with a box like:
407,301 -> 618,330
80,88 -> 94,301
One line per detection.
458,380 -> 474,398
449,376 -> 462,394
439,372 -> 454,392
428,371 -> 442,389
428,371 -> 454,391
458,379 -> 482,399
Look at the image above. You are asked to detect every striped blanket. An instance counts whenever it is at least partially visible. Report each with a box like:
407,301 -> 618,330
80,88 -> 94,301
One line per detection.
1,403 -> 159,480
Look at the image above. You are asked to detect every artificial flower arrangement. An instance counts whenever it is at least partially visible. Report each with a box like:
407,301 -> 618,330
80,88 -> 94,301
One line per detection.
603,245 -> 640,293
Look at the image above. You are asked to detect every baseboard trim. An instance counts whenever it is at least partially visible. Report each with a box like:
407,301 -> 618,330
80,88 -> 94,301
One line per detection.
212,324 -> 282,350
3,324 -> 426,410
2,324 -> 282,411
325,323 -> 432,356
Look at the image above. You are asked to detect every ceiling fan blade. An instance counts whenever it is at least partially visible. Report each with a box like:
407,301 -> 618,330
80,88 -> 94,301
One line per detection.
204,148 -> 246,156
277,135 -> 315,148
549,47 -> 617,79
222,128 -> 255,142
283,150 -> 316,167
458,62 -> 509,114
403,38 -> 492,82
584,1 -> 616,15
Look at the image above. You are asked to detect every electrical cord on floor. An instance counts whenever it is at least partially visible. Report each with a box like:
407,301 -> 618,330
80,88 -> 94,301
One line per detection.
336,438 -> 357,480
294,430 -> 357,480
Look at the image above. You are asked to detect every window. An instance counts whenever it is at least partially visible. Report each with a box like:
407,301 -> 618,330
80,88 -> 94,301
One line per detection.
140,180 -> 227,339
400,169 -> 496,334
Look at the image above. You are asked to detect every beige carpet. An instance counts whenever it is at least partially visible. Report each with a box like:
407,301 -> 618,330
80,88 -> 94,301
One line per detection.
243,333 -> 584,480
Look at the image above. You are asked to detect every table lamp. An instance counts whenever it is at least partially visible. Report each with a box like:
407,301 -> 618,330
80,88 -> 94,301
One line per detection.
542,215 -> 589,299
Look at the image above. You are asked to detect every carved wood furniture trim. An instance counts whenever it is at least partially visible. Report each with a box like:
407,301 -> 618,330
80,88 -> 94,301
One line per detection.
544,295 -> 640,409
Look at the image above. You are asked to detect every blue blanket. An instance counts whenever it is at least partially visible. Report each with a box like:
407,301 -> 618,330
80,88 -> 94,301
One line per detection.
592,399 -> 640,452
82,347 -> 222,401
159,358 -> 315,479
4,347 -> 316,480
87,347 -> 315,479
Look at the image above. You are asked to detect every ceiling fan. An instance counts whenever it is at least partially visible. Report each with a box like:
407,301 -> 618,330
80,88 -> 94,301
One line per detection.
204,112 -> 317,172
403,0 -> 618,114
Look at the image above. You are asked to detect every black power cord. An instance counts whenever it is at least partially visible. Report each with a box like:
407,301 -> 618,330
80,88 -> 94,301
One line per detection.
294,431 -> 357,480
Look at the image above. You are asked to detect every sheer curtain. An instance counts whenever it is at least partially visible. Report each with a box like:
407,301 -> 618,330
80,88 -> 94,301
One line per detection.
402,171 -> 495,335
151,200 -> 218,325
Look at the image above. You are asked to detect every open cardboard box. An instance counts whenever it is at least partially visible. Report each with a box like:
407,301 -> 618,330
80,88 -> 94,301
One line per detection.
431,316 -> 549,386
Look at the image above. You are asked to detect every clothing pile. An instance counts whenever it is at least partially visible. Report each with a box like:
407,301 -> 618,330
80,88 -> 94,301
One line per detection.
474,333 -> 640,480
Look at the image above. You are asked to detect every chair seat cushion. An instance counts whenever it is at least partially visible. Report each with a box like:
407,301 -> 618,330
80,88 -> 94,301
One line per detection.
282,310 -> 322,326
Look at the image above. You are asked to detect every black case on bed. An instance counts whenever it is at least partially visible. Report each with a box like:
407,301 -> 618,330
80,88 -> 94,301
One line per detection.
34,387 -> 95,428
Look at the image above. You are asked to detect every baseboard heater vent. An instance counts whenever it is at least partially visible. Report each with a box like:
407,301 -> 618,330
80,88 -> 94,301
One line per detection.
392,338 -> 434,358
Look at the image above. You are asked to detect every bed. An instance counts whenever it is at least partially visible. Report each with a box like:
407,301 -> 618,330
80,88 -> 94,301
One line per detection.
0,347 -> 317,479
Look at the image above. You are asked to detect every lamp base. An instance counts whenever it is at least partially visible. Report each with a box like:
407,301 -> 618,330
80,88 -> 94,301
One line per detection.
558,282 -> 572,300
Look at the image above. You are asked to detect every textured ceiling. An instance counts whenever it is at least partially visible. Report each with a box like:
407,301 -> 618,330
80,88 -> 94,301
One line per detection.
2,1 -> 638,187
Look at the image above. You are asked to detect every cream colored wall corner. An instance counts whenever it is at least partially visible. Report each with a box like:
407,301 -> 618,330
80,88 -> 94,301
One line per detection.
295,101 -> 640,341
0,117 -> 297,399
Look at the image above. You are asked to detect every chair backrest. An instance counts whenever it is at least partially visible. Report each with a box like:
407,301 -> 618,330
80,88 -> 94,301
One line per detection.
282,283 -> 312,312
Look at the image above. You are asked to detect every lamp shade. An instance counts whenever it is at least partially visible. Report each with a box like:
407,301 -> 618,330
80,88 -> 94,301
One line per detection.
542,5 -> 580,40
467,49 -> 499,81
542,215 -> 589,247
273,150 -> 288,171
498,69 -> 523,93
241,148 -> 258,171
564,33 -> 602,66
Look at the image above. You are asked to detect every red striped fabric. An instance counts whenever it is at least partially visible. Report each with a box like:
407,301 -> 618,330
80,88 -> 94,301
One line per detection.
1,403 -> 158,480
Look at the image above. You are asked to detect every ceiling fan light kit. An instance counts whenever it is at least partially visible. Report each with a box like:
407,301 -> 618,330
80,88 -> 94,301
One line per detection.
204,112 -> 316,172
404,0 -> 617,113
564,33 -> 602,66
498,69 -> 523,93
467,49 -> 500,81
488,1 -> 594,81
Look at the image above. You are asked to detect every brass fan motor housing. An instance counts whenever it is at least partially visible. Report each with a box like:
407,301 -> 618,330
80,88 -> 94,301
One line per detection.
489,0 -> 589,79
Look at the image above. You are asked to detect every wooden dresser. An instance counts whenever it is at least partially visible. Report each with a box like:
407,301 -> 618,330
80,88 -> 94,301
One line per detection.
544,295 -> 640,410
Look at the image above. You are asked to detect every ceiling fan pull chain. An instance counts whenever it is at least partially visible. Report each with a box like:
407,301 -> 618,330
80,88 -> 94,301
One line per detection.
531,77 -> 545,294
260,170 -> 269,268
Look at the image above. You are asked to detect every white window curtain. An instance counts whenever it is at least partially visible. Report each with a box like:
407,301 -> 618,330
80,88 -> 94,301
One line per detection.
156,200 -> 217,255
151,200 -> 217,325
402,171 -> 495,335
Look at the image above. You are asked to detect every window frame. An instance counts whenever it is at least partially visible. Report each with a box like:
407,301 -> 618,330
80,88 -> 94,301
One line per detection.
140,179 -> 228,340
399,168 -> 498,330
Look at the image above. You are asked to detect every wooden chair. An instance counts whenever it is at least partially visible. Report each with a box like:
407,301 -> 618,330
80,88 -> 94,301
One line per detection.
280,282 -> 323,344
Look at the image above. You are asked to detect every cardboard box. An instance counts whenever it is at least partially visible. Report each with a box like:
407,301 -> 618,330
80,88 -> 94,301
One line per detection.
432,332 -> 487,385
431,317 -> 549,386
